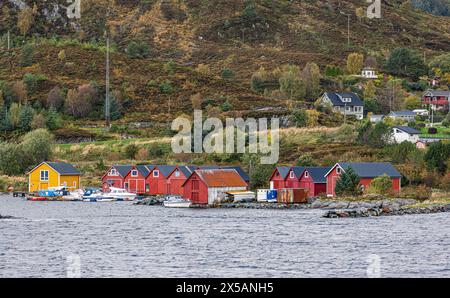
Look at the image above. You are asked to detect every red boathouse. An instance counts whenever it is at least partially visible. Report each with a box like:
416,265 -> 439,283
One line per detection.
182,169 -> 248,205
123,165 -> 153,194
146,165 -> 176,195
298,167 -> 331,198
269,167 -> 291,190
325,162 -> 402,197
166,166 -> 197,195
101,165 -> 133,192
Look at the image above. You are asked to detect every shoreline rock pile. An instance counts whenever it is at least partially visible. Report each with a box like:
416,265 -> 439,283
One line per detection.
323,204 -> 450,218
0,214 -> 15,219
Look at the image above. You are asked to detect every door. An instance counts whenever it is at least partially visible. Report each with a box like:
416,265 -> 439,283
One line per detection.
191,192 -> 199,203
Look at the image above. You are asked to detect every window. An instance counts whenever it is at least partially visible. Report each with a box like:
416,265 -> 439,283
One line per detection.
174,170 -> 180,177
336,167 -> 342,174
73,181 -> 77,188
346,106 -> 351,111
153,170 -> 159,177
131,170 -> 138,177
110,169 -> 118,176
290,171 -> 294,178
305,171 -> 309,178
40,170 -> 49,181
125,182 -> 129,189
342,97 -> 352,103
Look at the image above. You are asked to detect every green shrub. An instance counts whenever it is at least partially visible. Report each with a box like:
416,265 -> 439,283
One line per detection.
159,81 -> 174,94
368,174 -> 393,195
126,41 -> 150,59
291,110 -> 308,127
220,101 -> 233,112
221,68 -> 235,79
20,44 -> 35,67
124,144 -> 139,160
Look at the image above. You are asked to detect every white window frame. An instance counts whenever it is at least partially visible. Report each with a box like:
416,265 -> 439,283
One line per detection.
40,170 -> 49,181
131,170 -> 138,177
305,171 -> 309,178
290,171 -> 295,179
174,170 -> 180,177
336,167 -> 342,174
153,170 -> 160,177
110,169 -> 118,176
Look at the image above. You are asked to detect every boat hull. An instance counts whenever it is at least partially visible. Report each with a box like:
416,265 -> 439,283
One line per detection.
163,201 -> 191,208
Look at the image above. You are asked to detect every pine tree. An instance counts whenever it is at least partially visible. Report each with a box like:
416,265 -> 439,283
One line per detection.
109,96 -> 122,121
335,167 -> 361,196
45,107 -> 62,131
18,105 -> 34,132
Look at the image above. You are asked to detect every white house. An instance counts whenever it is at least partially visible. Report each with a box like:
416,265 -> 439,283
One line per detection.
319,92 -> 364,120
361,67 -> 378,79
392,126 -> 421,144
388,110 -> 417,122
369,114 -> 384,123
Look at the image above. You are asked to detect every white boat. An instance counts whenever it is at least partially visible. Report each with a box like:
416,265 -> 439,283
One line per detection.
163,196 -> 191,208
107,187 -> 137,201
82,189 -> 115,202
62,189 -> 84,201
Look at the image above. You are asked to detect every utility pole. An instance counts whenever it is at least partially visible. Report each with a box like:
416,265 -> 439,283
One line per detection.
344,102 -> 347,124
340,12 -> 350,46
105,2 -> 111,128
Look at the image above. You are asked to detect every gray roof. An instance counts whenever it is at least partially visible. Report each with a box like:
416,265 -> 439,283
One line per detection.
338,162 -> 402,178
136,165 -> 151,177
155,165 -> 177,178
113,165 -> 133,177
323,92 -> 364,107
177,166 -> 197,177
47,162 -> 80,175
394,126 -> 421,135
389,110 -> 416,117
275,167 -> 291,179
291,167 -> 306,178
305,167 -> 332,183
424,90 -> 450,97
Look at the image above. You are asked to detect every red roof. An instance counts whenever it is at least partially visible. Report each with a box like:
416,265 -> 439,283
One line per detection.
195,169 -> 247,188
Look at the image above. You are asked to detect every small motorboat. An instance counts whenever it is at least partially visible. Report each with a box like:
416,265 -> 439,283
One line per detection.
61,189 -> 85,201
27,195 -> 51,201
82,189 -> 115,202
107,187 -> 137,201
163,196 -> 191,208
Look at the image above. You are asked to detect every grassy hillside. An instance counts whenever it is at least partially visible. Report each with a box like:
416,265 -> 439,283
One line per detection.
0,0 -> 449,125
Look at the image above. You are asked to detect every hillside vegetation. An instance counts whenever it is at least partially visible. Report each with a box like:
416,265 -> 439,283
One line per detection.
0,0 -> 449,126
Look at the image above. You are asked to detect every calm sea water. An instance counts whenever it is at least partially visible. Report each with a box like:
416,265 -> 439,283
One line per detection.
0,195 -> 449,278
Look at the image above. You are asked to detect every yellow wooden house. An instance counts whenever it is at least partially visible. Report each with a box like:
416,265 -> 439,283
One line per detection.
28,162 -> 81,192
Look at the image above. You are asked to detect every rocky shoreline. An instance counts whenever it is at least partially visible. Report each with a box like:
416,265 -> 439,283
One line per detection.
135,197 -> 450,218
0,214 -> 15,220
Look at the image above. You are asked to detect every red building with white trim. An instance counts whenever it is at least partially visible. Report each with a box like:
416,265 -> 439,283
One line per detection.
166,166 -> 197,195
101,165 -> 133,192
146,165 -> 176,195
123,165 -> 152,194
422,90 -> 450,110
182,169 -> 248,205
325,162 -> 402,197
269,167 -> 291,190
